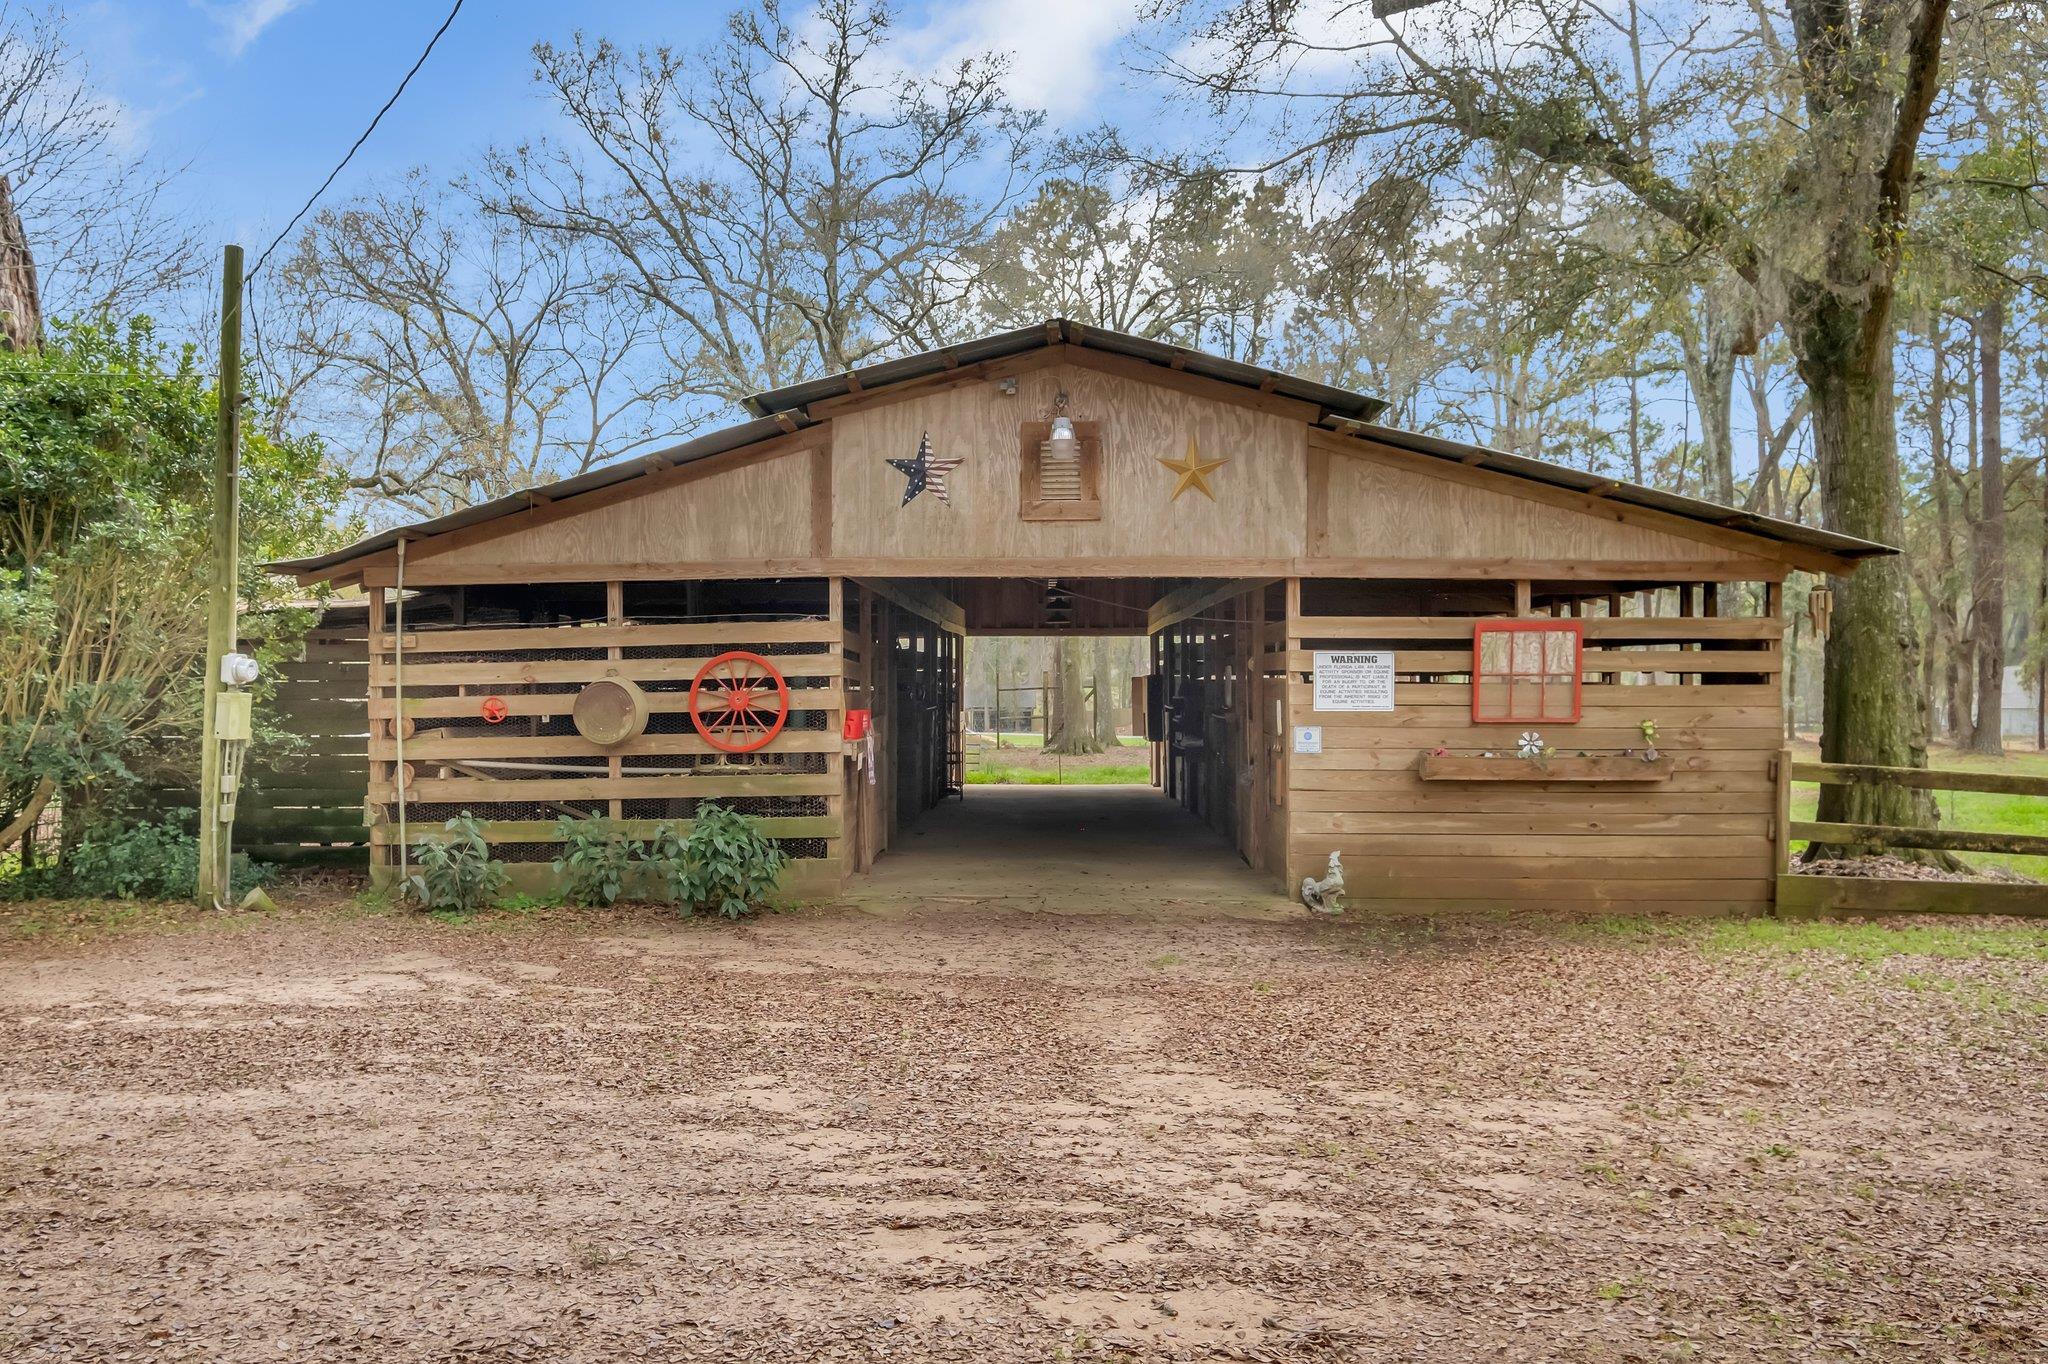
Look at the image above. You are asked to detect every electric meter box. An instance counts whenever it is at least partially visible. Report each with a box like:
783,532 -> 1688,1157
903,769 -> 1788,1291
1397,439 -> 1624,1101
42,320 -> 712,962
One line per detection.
215,691 -> 253,742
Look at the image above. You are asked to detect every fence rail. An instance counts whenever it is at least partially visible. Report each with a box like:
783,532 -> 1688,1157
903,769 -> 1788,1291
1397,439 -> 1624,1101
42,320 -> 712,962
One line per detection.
1777,756 -> 2048,918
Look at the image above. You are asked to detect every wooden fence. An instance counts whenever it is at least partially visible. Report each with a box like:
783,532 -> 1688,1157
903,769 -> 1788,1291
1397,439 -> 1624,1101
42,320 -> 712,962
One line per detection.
137,615 -> 371,863
365,592 -> 848,897
1777,756 -> 2048,917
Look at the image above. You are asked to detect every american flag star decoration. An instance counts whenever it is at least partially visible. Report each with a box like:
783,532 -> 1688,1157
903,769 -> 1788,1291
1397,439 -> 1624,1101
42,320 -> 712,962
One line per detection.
889,431 -> 965,506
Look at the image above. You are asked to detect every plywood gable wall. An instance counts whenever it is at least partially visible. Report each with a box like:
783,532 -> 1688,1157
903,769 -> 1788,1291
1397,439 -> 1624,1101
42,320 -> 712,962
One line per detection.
1317,439 -> 1753,566
425,441 -> 818,570
398,361 -> 1781,580
828,362 -> 1308,562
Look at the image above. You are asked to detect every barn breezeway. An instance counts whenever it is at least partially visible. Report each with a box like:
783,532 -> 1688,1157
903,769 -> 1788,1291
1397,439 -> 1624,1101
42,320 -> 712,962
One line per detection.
843,784 -> 1290,914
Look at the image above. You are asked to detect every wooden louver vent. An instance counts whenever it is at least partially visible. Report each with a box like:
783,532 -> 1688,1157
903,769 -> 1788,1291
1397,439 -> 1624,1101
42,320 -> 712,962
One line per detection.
1038,440 -> 1085,501
1019,419 -> 1103,521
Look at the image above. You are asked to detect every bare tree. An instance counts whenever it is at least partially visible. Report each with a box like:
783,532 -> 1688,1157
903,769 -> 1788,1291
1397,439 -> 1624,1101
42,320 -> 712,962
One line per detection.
263,173 -> 680,518
1672,273 -> 1761,507
1741,342 -> 1810,519
970,174 -> 1210,337
495,0 -> 1042,405
1284,172 -> 1457,427
970,160 -> 1305,364
0,3 -> 202,319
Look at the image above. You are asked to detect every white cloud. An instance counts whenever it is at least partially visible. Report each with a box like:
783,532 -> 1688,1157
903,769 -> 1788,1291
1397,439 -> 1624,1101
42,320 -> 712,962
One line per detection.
892,0 -> 1143,123
194,0 -> 311,58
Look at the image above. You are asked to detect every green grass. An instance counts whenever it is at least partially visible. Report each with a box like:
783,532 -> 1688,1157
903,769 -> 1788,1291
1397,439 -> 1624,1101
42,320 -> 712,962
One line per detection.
1579,913 -> 2048,963
1576,915 -> 2048,1017
969,732 -> 1148,749
1791,742 -> 2048,877
964,733 -> 1152,785
1701,917 -> 2048,963
965,763 -> 1151,785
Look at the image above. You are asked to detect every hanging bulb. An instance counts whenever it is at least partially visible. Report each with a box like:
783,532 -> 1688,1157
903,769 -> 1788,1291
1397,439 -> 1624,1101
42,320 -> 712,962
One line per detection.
1047,415 -> 1078,457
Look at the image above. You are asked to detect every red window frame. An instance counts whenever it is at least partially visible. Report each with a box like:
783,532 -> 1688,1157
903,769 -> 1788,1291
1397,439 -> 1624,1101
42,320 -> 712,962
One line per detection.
1471,619 -> 1584,723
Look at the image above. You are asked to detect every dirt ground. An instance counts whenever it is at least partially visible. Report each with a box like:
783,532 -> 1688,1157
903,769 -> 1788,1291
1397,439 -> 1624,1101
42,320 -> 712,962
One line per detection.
4,817 -> 2047,1360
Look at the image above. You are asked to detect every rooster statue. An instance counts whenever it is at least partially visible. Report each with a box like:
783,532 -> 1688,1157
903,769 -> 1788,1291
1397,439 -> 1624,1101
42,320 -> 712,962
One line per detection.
1301,851 -> 1345,915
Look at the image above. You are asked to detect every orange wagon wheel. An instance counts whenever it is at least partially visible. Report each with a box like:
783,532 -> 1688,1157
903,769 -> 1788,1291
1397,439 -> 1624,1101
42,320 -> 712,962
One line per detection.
688,651 -> 791,754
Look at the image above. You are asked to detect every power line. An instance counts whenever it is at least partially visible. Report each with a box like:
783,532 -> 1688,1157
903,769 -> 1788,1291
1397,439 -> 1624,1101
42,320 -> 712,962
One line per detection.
246,0 -> 465,282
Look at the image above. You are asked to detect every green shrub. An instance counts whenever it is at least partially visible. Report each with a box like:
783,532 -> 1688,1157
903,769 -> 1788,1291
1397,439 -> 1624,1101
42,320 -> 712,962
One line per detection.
66,817 -> 271,901
405,813 -> 507,914
551,815 -> 642,907
650,804 -> 788,919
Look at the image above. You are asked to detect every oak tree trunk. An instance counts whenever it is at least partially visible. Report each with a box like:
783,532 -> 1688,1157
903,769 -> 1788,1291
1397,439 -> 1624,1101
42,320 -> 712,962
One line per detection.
1966,295 -> 2006,754
1797,295 -> 1951,858
1046,636 -> 1104,755
0,175 -> 42,351
1090,636 -> 1120,747
1682,323 -> 1740,507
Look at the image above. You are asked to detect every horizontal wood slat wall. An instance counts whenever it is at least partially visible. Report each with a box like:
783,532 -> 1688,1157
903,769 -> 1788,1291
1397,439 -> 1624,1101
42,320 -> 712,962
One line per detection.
1284,601 -> 1783,914
366,600 -> 848,894
136,623 -> 371,862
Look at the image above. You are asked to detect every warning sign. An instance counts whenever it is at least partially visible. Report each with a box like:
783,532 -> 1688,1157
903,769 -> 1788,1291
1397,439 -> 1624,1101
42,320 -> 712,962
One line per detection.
1312,650 -> 1395,712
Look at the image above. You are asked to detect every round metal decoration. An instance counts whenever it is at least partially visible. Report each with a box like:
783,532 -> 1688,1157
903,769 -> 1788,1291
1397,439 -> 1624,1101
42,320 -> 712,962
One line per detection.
572,678 -> 650,747
480,696 -> 509,724
688,651 -> 790,753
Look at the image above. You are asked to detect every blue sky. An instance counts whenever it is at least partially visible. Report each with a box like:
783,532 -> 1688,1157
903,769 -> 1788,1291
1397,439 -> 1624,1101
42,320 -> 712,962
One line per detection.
70,0 -> 1155,253
58,0 -> 1789,488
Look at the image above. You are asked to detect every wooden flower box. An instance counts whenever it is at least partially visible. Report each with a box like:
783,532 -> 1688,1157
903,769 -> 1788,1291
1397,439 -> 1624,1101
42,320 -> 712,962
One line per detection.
1415,752 -> 1676,783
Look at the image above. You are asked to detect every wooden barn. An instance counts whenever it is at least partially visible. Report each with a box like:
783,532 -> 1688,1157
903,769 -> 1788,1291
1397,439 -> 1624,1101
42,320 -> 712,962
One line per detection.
272,321 -> 1890,914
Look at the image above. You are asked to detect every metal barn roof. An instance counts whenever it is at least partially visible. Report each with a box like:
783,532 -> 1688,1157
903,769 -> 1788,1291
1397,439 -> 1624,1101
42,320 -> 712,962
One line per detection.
270,319 -> 1892,578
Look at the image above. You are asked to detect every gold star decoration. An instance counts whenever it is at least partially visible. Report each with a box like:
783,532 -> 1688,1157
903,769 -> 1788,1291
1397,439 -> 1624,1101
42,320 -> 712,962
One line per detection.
1156,435 -> 1230,502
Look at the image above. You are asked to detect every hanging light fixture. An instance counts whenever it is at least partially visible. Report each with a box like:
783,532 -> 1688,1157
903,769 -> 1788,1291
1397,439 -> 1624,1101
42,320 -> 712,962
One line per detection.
1047,414 -> 1078,456
1039,392 -> 1083,503
1044,577 -> 1074,625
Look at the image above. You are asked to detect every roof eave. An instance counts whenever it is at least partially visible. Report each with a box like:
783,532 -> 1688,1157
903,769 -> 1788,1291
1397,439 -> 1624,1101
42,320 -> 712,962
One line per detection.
1318,417 -> 1895,568
743,319 -> 1392,426
266,413 -> 808,580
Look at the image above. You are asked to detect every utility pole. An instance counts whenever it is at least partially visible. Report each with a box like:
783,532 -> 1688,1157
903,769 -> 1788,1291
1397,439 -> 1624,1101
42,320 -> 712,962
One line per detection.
197,245 -> 243,903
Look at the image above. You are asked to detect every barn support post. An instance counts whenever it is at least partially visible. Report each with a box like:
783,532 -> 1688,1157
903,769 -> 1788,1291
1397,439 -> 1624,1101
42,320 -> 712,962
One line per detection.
827,575 -> 847,859
366,586 -> 388,881
607,580 -> 624,819
1279,577 -> 1302,893
393,539 -> 409,892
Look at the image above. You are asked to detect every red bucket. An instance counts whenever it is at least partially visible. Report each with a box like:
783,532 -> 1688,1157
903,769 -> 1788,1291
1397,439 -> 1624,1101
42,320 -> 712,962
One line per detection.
843,708 -> 872,741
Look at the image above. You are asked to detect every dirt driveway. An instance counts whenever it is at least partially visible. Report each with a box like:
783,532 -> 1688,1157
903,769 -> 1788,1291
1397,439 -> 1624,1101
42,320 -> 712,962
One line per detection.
3,894 -> 2044,1362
